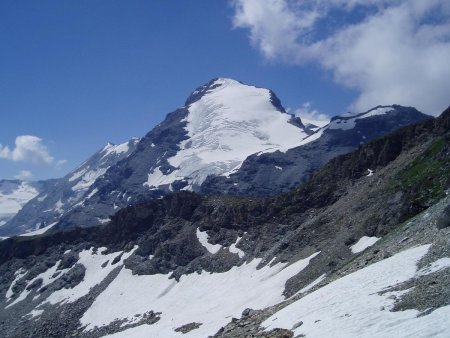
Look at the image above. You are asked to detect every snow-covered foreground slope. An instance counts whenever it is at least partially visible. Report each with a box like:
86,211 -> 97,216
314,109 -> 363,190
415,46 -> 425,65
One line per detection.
2,245 -> 318,337
0,180 -> 40,225
84,252 -> 318,337
145,78 -> 310,189
263,245 -> 450,338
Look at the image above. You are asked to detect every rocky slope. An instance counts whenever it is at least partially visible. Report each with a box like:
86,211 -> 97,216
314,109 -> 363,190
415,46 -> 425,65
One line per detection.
0,138 -> 140,237
0,106 -> 448,337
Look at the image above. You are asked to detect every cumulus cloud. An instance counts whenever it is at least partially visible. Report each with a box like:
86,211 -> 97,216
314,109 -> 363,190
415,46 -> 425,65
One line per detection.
232,0 -> 450,115
0,135 -> 54,165
14,170 -> 33,180
292,102 -> 330,128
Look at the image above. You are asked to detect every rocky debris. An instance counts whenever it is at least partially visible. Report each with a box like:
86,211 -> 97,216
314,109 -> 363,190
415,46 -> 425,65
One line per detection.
242,308 -> 257,317
84,310 -> 160,338
47,263 -> 86,291
437,204 -> 450,229
57,252 -> 78,270
174,322 -> 202,333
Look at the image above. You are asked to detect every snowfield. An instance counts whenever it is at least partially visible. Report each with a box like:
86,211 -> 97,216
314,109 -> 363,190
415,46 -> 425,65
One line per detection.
82,252 -> 320,337
263,245 -> 450,338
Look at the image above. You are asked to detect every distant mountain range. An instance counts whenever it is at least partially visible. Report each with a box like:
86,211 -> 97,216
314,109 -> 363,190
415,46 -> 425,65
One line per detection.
0,79 -> 430,237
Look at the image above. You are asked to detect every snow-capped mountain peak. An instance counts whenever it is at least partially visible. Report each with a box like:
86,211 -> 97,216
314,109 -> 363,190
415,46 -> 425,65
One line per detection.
145,78 -> 310,189
70,138 -> 140,191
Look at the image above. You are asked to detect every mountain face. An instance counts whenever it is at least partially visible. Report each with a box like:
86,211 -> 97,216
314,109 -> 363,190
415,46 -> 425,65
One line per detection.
0,180 -> 51,231
44,83 -> 428,231
0,139 -> 139,237
0,107 -> 448,338
201,105 -> 431,196
49,78 -> 312,229
1,81 -> 430,236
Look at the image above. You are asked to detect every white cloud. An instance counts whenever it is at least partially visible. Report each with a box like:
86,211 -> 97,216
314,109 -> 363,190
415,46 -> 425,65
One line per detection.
232,0 -> 450,115
293,102 -> 330,128
14,170 -> 33,180
0,135 -> 54,165
55,159 -> 68,169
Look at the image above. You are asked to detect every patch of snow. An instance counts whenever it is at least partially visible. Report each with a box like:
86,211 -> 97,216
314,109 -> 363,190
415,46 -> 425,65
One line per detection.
328,106 -> 394,131
0,221 -> 6,227
101,141 -> 130,159
366,169 -> 374,176
296,128 -> 324,147
68,167 -> 88,182
87,188 -> 98,199
196,228 -> 222,254
417,257 -> 450,276
54,199 -> 64,214
263,245 -> 450,338
6,260 -> 66,308
82,252 -> 320,336
72,168 -> 108,191
228,237 -> 245,258
144,167 -> 175,189
44,246 -> 136,305
37,194 -> 47,202
350,236 -> 380,253
19,222 -> 57,237
97,217 -> 110,224
29,309 -> 44,318
5,268 -> 27,301
275,166 -> 283,171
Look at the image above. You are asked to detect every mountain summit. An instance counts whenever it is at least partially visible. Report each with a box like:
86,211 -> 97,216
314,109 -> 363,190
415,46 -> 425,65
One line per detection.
144,78 -> 311,189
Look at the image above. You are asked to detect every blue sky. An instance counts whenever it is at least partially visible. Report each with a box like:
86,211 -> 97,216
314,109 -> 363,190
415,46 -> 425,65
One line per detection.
1,0 -> 449,180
